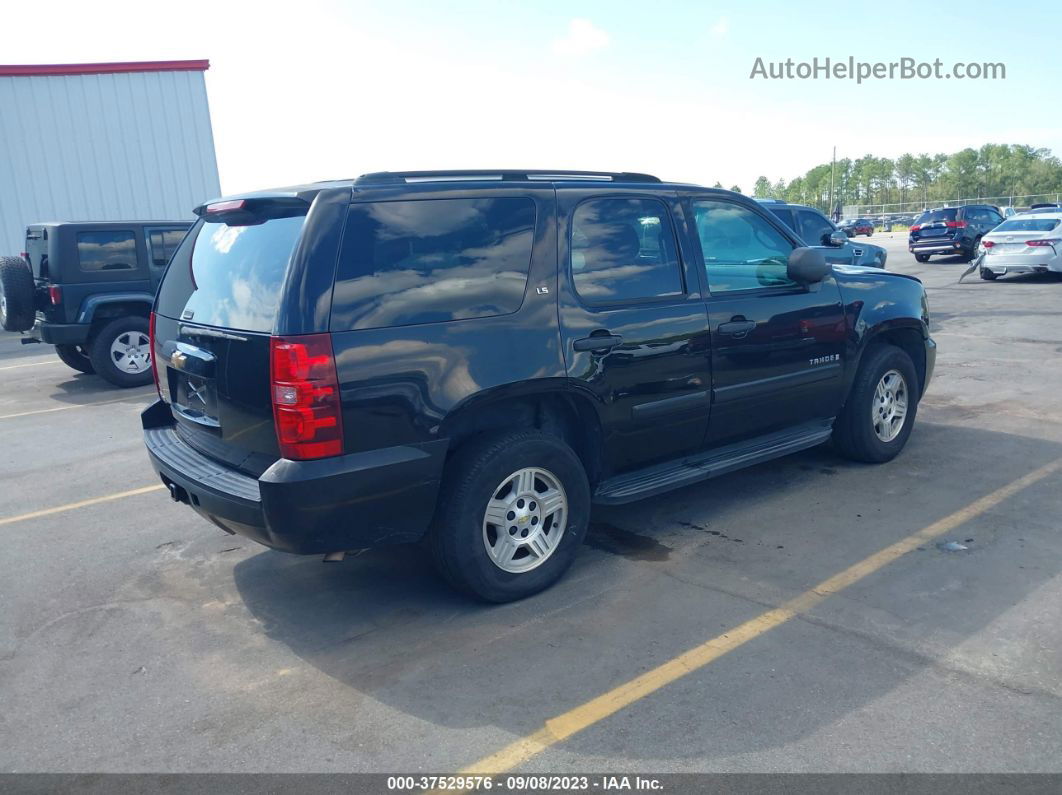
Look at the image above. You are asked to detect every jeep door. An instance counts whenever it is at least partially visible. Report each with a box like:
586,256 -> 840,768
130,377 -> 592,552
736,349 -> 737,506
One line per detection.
557,191 -> 711,473
689,197 -> 847,446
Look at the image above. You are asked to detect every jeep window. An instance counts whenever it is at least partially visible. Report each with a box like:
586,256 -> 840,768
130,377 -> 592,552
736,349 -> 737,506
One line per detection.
332,197 -> 535,330
77,230 -> 136,272
916,209 -> 958,224
993,218 -> 1060,233
147,228 -> 187,269
570,198 -> 682,304
172,214 -> 306,332
797,210 -> 834,246
692,200 -> 796,293
769,208 -> 795,230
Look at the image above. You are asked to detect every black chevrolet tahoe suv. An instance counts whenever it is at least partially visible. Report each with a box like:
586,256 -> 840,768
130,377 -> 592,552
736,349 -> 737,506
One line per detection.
142,171 -> 936,602
1,221 -> 191,386
908,204 -> 1003,262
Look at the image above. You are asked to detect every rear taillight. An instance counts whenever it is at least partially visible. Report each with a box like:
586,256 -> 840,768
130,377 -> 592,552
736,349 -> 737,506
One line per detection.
48,285 -> 62,305
270,334 -> 344,460
1026,238 -> 1060,247
910,225 -> 921,232
982,240 -> 995,248
945,220 -> 967,228
149,311 -> 161,397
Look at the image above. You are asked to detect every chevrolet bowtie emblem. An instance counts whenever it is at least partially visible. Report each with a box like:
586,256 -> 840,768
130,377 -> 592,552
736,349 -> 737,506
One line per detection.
187,379 -> 208,405
171,351 -> 188,370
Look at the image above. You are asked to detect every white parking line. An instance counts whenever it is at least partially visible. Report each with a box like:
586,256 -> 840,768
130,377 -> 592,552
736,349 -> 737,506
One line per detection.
0,360 -> 62,371
0,392 -> 153,420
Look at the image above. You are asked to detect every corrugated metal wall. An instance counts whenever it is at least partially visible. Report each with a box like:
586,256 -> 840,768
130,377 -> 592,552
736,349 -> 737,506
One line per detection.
0,69 -> 220,254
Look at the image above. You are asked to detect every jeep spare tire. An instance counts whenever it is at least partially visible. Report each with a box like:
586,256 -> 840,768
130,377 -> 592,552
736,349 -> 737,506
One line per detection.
0,256 -> 36,332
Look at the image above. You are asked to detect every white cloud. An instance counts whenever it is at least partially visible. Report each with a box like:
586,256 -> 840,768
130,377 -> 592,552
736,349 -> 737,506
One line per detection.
552,18 -> 610,57
709,16 -> 729,37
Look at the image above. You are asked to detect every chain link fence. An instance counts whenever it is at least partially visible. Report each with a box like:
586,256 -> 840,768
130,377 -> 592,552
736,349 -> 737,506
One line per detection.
843,192 -> 1062,224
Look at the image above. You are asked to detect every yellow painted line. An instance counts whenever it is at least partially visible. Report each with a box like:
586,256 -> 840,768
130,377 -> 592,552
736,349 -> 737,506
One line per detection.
0,359 -> 61,371
0,485 -> 165,528
459,457 -> 1062,776
0,391 -> 152,420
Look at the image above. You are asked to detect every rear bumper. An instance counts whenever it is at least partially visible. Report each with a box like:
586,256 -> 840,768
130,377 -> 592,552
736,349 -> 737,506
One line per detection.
981,258 -> 1061,275
142,400 -> 447,554
909,239 -> 969,255
34,321 -> 89,345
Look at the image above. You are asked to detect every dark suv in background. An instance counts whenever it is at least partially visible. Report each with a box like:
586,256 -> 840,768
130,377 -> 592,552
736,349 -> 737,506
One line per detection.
757,200 -> 887,268
143,170 -> 934,602
1,221 -> 190,386
908,204 -> 1003,262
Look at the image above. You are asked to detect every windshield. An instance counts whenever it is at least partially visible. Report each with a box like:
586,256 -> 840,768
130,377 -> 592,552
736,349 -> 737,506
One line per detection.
992,218 -> 1060,233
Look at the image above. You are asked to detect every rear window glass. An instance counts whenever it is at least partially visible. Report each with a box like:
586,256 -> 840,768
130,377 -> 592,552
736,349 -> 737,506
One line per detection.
993,218 -> 1060,233
78,230 -> 137,272
916,209 -> 958,224
176,215 -> 305,332
331,197 -> 535,330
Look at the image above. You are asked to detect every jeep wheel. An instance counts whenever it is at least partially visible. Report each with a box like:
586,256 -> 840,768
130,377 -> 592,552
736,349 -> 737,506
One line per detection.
0,256 -> 36,332
833,344 -> 919,463
430,430 -> 590,602
89,316 -> 153,388
55,344 -> 96,374
914,253 -> 930,263
979,267 -> 998,281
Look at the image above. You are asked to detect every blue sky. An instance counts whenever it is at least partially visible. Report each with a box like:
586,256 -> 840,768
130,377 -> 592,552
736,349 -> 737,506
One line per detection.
5,0 -> 1062,193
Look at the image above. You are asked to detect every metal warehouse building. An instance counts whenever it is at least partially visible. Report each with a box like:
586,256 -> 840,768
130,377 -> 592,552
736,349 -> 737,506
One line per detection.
0,59 -> 220,255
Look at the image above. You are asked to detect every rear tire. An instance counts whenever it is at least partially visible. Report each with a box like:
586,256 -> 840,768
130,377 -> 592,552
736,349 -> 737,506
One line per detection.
0,256 -> 36,332
429,430 -> 590,603
979,267 -> 998,281
55,344 -> 96,374
88,316 -> 153,388
914,253 -> 930,263
833,344 -> 919,464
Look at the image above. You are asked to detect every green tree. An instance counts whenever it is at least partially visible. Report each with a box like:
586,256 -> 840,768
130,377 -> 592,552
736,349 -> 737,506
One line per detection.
729,184 -> 743,194
753,176 -> 772,197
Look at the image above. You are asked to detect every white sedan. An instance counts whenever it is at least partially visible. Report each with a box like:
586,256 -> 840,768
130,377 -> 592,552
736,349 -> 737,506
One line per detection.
978,212 -> 1062,280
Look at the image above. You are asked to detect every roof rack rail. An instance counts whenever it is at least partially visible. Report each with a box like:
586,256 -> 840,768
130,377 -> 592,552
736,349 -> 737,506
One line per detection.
355,170 -> 662,185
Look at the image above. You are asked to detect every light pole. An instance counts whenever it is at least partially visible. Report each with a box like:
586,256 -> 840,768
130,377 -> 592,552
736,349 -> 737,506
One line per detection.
829,146 -> 836,218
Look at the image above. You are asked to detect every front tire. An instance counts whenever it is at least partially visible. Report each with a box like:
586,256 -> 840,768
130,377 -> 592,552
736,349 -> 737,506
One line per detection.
430,430 -> 590,602
55,344 -> 96,374
88,316 -> 153,388
833,344 -> 919,463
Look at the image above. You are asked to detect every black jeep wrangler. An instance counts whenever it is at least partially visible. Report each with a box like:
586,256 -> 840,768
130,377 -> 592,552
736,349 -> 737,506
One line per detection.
143,171 -> 935,602
0,221 -> 191,386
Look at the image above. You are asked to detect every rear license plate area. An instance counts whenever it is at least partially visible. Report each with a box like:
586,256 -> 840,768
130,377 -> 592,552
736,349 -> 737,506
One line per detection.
171,370 -> 220,428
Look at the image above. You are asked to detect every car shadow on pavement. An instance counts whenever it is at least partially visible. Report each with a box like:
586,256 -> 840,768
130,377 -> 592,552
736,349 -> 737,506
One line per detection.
231,422 -> 1062,762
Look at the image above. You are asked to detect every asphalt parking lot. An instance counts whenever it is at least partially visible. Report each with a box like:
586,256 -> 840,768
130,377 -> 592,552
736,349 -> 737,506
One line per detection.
2,238 -> 1061,774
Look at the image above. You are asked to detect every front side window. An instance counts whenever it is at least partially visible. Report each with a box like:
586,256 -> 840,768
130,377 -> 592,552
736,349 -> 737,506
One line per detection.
570,197 -> 683,305
147,228 -> 187,269
692,200 -> 796,293
77,230 -> 136,272
333,197 -> 535,330
797,210 -> 834,246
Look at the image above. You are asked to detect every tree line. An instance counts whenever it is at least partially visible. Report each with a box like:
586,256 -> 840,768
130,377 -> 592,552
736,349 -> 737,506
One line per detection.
728,144 -> 1062,211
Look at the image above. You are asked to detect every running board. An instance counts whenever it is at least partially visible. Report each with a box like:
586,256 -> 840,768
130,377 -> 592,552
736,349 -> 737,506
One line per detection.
593,419 -> 835,505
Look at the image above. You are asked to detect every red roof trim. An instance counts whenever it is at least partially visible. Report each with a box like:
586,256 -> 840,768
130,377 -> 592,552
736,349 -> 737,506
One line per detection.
0,59 -> 210,77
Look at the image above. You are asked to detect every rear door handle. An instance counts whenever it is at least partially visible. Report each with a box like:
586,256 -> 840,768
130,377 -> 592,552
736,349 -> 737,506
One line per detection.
717,320 -> 756,337
573,334 -> 623,352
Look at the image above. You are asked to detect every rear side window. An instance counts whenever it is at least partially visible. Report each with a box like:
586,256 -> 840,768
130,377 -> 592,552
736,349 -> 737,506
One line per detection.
916,209 -> 958,224
570,197 -> 683,305
769,208 -> 795,230
171,215 -> 306,332
78,230 -> 136,272
332,197 -> 535,330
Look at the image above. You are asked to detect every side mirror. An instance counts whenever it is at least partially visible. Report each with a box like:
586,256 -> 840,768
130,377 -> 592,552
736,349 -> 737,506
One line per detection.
823,230 -> 848,247
788,247 -> 831,284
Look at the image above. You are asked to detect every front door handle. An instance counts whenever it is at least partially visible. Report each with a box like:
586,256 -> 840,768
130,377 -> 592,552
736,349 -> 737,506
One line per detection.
717,320 -> 756,337
573,333 -> 624,352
